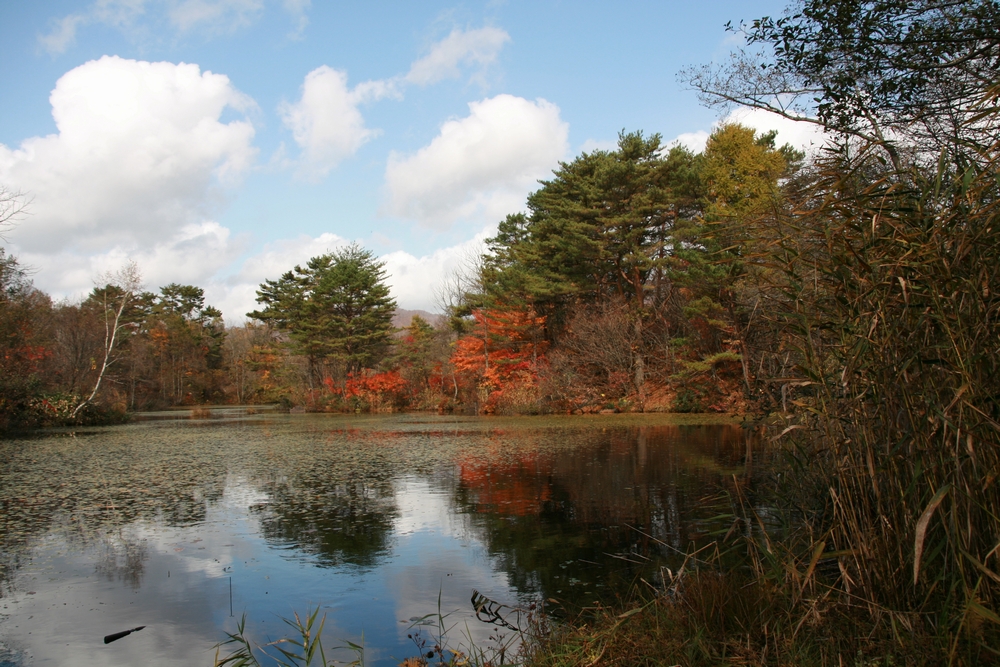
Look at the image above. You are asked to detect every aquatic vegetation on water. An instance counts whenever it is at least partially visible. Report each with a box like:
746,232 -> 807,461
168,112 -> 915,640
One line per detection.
0,413 -> 748,666
214,608 -> 348,667
214,589 -> 548,667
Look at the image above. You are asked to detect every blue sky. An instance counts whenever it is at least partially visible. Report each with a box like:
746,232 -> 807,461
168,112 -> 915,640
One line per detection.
0,0 -> 815,321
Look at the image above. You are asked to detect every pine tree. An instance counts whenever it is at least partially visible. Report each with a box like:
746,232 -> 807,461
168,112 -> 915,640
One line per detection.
249,244 -> 396,383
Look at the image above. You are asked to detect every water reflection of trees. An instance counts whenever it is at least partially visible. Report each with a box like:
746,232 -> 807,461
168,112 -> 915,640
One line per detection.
252,476 -> 397,567
0,417 -> 756,608
0,421 -> 410,589
242,425 -> 404,568
452,425 -> 752,607
94,527 -> 149,589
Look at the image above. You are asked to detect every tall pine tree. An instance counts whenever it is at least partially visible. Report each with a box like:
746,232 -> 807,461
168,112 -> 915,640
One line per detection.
249,244 -> 396,383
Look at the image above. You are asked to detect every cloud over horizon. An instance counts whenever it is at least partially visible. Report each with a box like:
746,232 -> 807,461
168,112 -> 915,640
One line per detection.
1,56 -> 256,256
668,106 -> 828,154
207,230 -> 488,323
383,94 -> 568,229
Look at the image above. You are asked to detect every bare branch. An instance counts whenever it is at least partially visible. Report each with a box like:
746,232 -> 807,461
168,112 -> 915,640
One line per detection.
433,244 -> 486,316
680,55 -> 879,143
0,185 -> 31,240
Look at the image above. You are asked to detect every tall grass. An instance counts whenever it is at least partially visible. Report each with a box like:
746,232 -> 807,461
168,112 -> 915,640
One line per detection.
738,130 -> 1000,660
213,608 -> 357,667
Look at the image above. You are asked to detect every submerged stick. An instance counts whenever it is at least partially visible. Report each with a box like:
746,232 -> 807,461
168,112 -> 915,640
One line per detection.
104,626 -> 146,644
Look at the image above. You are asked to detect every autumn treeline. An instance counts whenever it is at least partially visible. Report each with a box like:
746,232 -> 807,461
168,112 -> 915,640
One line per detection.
235,123 -> 800,418
443,125 -> 799,416
0,263 -> 230,429
0,121 -> 803,429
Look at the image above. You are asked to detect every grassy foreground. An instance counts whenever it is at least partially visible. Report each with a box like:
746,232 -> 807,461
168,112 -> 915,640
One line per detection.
525,575 -> 989,667
213,576 -> 998,667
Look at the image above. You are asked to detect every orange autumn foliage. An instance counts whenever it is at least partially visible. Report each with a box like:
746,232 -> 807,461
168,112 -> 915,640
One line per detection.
451,307 -> 548,413
4,344 -> 49,365
320,369 -> 410,410
343,369 -> 408,398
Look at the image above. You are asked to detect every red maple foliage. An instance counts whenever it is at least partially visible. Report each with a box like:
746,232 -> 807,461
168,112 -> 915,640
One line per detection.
451,307 -> 548,413
320,369 -> 410,410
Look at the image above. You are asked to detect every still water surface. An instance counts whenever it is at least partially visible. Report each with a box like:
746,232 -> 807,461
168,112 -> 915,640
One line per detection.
0,412 -> 750,666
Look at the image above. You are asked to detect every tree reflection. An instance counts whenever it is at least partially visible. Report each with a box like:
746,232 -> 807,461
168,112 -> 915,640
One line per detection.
94,527 -> 149,589
0,416 -> 757,613
252,477 -> 397,567
452,425 -> 752,608
241,425 -> 403,568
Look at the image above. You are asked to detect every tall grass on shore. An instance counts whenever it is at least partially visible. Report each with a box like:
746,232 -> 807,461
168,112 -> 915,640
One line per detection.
527,481 -> 995,666
213,608 -> 358,667
488,132 -> 1000,665
736,127 -> 1000,659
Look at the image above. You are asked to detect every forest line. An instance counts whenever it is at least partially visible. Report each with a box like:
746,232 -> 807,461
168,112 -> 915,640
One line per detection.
0,120 -> 796,429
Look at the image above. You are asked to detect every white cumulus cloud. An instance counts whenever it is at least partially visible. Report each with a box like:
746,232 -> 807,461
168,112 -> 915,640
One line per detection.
17,221 -> 244,303
668,130 -> 711,153
0,56 -> 257,300
229,231 -> 348,287
211,232 -> 350,322
405,27 -> 510,86
278,26 -> 511,181
381,228 -> 490,313
722,107 -> 828,152
279,66 -> 395,180
383,94 -> 568,229
209,229 -> 490,322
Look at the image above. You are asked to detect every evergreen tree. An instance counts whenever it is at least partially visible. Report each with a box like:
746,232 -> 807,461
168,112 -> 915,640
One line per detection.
249,244 -> 396,381
138,283 -> 226,403
485,131 -> 683,309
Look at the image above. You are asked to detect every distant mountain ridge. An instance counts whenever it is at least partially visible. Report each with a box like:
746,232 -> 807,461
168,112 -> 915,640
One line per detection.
392,308 -> 445,329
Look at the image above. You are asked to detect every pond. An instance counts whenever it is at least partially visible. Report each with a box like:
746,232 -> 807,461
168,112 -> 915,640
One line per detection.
0,412 -> 754,666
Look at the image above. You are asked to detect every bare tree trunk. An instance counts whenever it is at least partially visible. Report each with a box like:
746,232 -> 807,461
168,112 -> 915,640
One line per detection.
633,317 -> 645,412
483,321 -> 489,373
72,262 -> 141,418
